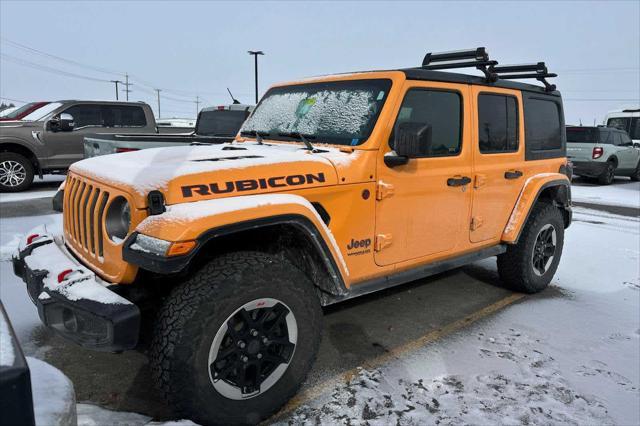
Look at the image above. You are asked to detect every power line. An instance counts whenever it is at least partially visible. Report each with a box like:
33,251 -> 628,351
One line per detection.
0,96 -> 27,104
1,53 -> 112,83
564,98 -> 640,102
1,36 -> 125,77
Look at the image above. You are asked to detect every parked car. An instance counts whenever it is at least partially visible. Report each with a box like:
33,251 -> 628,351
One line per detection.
83,104 -> 254,159
0,100 -> 158,191
0,102 -> 49,122
566,125 -> 640,183
604,107 -> 640,145
13,47 -> 572,425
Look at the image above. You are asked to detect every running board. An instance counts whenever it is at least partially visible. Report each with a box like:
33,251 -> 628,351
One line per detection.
324,245 -> 507,305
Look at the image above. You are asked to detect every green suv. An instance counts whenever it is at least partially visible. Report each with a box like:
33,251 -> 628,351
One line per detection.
566,126 -> 640,184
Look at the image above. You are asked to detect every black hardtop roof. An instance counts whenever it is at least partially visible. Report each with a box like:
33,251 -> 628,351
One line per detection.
399,68 -> 561,96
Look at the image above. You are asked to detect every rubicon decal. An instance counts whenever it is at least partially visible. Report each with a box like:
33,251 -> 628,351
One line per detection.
181,172 -> 326,197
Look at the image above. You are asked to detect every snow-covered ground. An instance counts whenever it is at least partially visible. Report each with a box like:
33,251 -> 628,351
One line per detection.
0,175 -> 64,203
0,202 -> 638,424
571,178 -> 640,208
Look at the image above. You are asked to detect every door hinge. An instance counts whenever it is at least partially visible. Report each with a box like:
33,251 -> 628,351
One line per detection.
376,181 -> 395,200
474,174 -> 487,189
470,216 -> 483,231
375,234 -> 393,251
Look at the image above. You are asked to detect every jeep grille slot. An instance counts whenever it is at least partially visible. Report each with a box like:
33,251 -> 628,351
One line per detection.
64,175 -> 111,262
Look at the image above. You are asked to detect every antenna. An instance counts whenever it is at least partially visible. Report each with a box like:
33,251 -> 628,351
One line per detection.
227,88 -> 240,104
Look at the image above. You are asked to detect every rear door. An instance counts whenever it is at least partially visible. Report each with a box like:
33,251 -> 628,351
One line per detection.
614,132 -> 640,169
470,86 -> 525,243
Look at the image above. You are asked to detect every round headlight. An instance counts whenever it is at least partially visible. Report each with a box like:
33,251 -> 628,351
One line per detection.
105,196 -> 131,242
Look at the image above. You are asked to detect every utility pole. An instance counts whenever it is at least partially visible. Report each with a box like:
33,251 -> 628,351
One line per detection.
155,89 -> 162,118
110,80 -> 123,100
248,50 -> 264,104
123,73 -> 132,101
195,96 -> 200,117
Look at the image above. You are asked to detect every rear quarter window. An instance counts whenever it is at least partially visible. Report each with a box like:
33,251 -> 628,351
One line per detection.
523,94 -> 565,160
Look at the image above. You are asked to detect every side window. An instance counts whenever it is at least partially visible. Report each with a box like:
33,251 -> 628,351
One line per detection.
599,129 -> 611,144
621,133 -> 632,145
524,98 -> 562,151
62,105 -> 102,129
101,106 -> 146,127
630,118 -> 640,140
478,94 -> 518,153
392,89 -> 462,157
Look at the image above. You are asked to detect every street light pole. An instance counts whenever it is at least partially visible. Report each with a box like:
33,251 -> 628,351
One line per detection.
110,80 -> 122,100
247,50 -> 264,104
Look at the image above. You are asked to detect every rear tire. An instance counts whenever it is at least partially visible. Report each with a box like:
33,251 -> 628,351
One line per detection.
497,203 -> 564,293
150,251 -> 323,425
597,161 -> 616,185
0,152 -> 34,192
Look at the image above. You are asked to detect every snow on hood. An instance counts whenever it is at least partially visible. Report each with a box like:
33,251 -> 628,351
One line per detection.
70,142 -> 359,206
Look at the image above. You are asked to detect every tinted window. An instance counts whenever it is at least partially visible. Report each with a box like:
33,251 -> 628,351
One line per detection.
392,89 -> 462,157
567,127 -> 597,143
63,105 -> 102,128
525,98 -> 562,151
630,118 -> 640,140
621,132 -> 632,144
478,94 -> 518,153
607,117 -> 631,133
599,129 -> 613,144
102,106 -> 146,127
197,110 -> 248,136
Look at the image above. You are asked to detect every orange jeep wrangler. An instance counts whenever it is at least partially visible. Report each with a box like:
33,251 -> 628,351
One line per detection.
14,48 -> 571,425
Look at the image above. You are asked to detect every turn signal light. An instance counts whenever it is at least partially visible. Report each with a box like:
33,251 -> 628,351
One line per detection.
167,241 -> 197,257
592,147 -> 604,159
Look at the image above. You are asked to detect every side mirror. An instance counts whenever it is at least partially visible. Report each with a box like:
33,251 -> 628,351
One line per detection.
49,113 -> 74,132
59,113 -> 75,131
385,122 -> 432,167
633,142 -> 640,149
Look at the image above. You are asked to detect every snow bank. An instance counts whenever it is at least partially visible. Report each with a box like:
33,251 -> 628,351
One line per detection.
27,357 -> 77,426
571,180 -> 640,208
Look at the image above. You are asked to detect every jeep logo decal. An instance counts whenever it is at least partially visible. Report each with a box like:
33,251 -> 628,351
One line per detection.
181,172 -> 326,197
346,238 -> 372,256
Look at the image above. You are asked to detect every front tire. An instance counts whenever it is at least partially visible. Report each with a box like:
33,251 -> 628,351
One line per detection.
0,152 -> 34,192
631,161 -> 640,182
150,251 -> 322,425
497,203 -> 564,293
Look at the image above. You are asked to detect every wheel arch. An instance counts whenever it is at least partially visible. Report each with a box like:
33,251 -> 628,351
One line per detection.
0,142 -> 41,175
606,155 -> 618,167
502,174 -> 571,244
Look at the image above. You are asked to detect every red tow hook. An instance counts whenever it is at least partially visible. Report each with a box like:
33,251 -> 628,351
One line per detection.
27,234 -> 41,245
57,269 -> 75,284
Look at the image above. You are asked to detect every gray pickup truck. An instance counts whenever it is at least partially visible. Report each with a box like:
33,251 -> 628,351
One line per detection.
83,104 -> 254,158
0,100 -> 158,192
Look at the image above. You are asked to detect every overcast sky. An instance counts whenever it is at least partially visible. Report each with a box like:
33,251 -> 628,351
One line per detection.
1,0 -> 638,124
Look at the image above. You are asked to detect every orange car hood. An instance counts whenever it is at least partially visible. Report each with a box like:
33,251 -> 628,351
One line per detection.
70,141 -> 350,208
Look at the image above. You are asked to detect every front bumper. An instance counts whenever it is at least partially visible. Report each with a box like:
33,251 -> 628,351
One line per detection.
12,226 -> 140,352
571,160 -> 607,177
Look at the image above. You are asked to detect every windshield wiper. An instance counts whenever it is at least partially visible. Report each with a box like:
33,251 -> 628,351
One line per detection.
240,130 -> 269,144
277,132 -> 316,151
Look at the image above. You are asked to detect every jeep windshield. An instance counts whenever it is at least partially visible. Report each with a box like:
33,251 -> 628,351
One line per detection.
241,79 -> 391,146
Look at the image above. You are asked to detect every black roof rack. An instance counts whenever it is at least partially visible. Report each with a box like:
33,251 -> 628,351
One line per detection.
419,47 -> 557,92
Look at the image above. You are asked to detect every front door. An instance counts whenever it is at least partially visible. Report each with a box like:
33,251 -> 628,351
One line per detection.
470,87 -> 526,243
42,104 -> 103,168
375,81 -> 473,266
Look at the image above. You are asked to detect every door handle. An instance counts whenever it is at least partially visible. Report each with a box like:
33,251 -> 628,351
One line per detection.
504,170 -> 523,179
447,176 -> 472,187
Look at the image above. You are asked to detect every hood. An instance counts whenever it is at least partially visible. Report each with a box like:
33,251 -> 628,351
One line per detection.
70,142 -> 361,208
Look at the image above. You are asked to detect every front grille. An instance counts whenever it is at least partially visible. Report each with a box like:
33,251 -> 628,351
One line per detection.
64,175 -> 111,261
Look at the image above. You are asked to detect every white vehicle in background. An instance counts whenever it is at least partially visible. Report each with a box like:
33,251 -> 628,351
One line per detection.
604,107 -> 640,146
156,117 -> 196,133
0,106 -> 19,117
